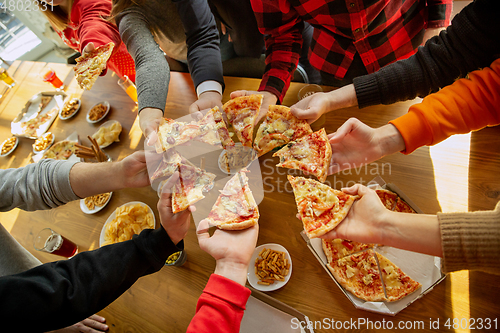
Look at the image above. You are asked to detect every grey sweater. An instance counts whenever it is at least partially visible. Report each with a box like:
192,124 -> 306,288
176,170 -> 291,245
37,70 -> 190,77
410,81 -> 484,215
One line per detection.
116,0 -> 223,113
0,159 -> 79,212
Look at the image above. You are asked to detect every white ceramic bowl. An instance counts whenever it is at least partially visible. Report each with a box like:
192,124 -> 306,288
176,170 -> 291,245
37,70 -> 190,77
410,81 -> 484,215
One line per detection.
80,192 -> 113,214
59,98 -> 81,120
99,201 -> 155,247
0,136 -> 19,157
247,243 -> 292,292
32,132 -> 55,154
86,101 -> 110,123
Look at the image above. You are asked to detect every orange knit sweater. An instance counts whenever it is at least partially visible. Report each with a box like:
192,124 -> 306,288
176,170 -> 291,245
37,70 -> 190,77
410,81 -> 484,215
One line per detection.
390,58 -> 500,154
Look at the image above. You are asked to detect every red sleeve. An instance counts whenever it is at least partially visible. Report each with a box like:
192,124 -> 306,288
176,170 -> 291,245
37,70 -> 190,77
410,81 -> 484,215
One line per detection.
426,0 -> 453,28
71,0 -> 122,53
250,0 -> 303,103
389,58 -> 500,154
186,274 -> 251,333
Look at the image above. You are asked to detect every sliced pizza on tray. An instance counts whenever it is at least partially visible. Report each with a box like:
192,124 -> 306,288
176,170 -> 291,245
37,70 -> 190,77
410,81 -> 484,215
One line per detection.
322,238 -> 373,263
375,252 -> 421,302
223,94 -> 263,148
327,249 -> 386,302
74,42 -> 114,90
273,128 -> 332,182
201,168 -> 259,230
253,105 -> 312,156
288,175 -> 358,238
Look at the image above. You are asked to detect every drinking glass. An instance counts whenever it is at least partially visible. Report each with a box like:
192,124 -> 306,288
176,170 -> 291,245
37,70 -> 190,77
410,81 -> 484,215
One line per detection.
118,75 -> 138,103
42,68 -> 64,90
34,228 -> 78,258
0,68 -> 16,88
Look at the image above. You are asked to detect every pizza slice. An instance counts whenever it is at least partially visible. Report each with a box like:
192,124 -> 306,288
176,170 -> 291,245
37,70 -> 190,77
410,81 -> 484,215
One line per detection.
394,197 -> 417,213
273,128 -> 332,182
322,239 -> 373,263
74,42 -> 115,90
327,249 -> 386,302
150,150 -> 182,181
375,252 -> 421,302
171,163 -> 216,213
195,106 -> 235,148
222,94 -> 263,148
288,175 -> 358,238
155,118 -> 202,153
38,96 -> 53,112
375,189 -> 398,211
201,168 -> 259,230
253,105 -> 312,156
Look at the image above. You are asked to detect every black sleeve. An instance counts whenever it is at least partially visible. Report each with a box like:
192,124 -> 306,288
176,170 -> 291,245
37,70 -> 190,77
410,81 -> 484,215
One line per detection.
0,227 -> 182,331
353,0 -> 500,108
173,0 -> 225,91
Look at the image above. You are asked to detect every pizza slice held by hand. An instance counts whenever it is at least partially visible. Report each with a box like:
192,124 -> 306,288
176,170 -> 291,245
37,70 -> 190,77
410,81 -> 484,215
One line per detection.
202,168 -> 259,230
195,106 -> 235,148
253,105 -> 312,156
273,128 -> 332,182
150,150 -> 183,181
288,175 -> 358,238
74,42 -> 114,90
223,94 -> 263,148
155,118 -> 202,153
169,163 -> 216,213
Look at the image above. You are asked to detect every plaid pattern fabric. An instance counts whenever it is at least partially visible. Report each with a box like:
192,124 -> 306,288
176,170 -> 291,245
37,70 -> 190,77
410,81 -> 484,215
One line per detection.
251,0 -> 452,102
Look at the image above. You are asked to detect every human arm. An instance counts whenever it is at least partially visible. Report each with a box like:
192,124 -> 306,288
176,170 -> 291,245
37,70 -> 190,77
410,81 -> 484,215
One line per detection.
390,58 -> 500,154
290,84 -> 358,123
116,9 -> 170,137
0,226 -> 183,331
186,220 -> 258,332
0,151 -> 157,212
250,0 -> 303,104
352,0 -> 500,108
72,0 -> 122,55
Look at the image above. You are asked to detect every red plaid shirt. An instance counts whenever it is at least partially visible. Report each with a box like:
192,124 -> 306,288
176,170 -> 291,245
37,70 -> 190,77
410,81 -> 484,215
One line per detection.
250,0 -> 452,102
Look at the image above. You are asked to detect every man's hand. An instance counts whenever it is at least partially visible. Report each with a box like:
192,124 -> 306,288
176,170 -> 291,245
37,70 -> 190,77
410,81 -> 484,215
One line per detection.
327,118 -> 405,174
188,91 -> 223,120
320,184 -> 389,245
230,90 -> 278,125
139,108 -> 163,146
158,172 -> 192,245
196,219 -> 258,285
82,42 -> 95,57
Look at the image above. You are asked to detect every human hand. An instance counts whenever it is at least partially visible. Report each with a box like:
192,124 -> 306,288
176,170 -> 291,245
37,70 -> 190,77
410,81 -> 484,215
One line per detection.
230,90 -> 278,125
327,118 -> 405,174
50,314 -> 108,333
82,42 -> 95,57
118,151 -> 161,189
320,184 -> 389,245
158,172 -> 192,245
290,92 -> 331,124
196,219 -> 259,285
139,107 -> 163,146
291,84 -> 358,124
188,91 -> 223,121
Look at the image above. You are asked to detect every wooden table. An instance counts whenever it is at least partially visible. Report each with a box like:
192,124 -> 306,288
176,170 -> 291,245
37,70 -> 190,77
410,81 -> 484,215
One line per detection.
1,61 -> 499,333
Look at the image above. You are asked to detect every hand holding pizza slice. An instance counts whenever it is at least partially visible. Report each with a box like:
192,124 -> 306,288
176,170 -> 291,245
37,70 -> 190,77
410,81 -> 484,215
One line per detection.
223,94 -> 263,148
201,168 -> 259,230
288,175 -> 358,238
74,42 -> 114,90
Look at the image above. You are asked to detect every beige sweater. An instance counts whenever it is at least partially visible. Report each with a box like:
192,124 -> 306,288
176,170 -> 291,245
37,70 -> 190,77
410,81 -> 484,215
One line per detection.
438,202 -> 500,275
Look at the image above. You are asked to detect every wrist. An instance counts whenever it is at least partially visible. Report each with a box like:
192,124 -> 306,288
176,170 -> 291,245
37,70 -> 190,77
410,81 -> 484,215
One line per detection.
327,84 -> 358,110
376,124 -> 406,157
214,260 -> 249,286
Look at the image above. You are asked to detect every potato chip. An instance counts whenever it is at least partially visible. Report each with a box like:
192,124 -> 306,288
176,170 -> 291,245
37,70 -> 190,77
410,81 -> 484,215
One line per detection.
103,203 -> 154,245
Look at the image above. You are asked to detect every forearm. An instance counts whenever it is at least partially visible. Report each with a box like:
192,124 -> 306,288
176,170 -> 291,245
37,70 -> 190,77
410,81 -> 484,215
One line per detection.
0,160 -> 78,212
375,124 -> 406,157
326,84 -> 358,111
69,161 -> 126,198
381,212 -> 443,257
0,227 -> 181,331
